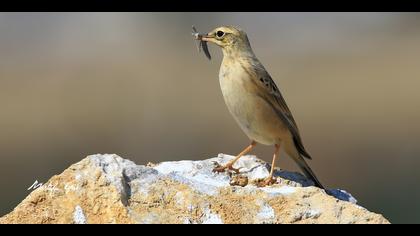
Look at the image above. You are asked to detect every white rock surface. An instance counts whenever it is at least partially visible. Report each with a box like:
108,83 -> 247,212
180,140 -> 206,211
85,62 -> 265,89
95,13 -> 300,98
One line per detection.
0,153 -> 390,224
73,205 -> 87,224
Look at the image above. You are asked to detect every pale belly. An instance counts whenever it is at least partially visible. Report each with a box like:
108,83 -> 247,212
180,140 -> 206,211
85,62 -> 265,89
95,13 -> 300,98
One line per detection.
219,66 -> 288,145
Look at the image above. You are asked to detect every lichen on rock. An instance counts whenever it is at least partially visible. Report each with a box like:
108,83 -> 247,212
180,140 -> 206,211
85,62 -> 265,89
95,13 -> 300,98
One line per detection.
0,153 -> 390,224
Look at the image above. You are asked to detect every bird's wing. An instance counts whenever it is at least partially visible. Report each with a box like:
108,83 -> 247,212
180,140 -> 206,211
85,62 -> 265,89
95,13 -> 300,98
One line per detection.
250,62 -> 312,160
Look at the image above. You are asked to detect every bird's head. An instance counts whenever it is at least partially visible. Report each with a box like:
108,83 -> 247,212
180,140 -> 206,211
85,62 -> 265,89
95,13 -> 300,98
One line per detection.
201,26 -> 253,55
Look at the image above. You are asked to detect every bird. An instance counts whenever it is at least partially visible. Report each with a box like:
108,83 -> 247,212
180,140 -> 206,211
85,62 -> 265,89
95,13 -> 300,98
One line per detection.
195,25 -> 324,188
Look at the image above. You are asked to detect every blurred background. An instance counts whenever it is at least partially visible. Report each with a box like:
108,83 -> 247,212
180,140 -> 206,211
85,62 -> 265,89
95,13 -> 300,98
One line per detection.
0,12 -> 419,223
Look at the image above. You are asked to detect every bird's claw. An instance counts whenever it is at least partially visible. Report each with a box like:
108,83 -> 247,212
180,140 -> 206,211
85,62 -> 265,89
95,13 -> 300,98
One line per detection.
213,162 -> 240,174
256,176 -> 277,187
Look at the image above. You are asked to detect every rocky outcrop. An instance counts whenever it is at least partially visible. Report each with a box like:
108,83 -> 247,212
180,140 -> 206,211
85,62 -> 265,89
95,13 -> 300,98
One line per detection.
0,154 -> 389,224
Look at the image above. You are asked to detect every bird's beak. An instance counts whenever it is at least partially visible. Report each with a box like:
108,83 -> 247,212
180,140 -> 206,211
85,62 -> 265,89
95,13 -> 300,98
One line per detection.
201,34 -> 214,42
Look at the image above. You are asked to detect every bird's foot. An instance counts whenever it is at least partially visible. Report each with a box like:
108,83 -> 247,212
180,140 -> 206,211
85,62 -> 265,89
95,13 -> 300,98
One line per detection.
213,162 -> 240,174
256,176 -> 277,187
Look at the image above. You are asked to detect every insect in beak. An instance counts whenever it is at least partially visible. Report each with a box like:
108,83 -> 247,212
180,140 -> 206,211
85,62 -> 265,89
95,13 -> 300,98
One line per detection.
192,25 -> 211,60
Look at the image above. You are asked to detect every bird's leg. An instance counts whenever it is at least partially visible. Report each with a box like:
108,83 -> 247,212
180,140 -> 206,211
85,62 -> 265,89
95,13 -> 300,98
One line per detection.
213,141 -> 257,173
258,144 -> 280,187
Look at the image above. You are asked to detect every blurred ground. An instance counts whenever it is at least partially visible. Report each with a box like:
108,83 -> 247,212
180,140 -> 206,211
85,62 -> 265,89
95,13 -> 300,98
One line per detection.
0,12 -> 419,223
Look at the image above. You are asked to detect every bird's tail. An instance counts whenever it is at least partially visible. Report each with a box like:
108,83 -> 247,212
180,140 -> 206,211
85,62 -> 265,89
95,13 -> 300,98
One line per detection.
293,155 -> 324,189
285,142 -> 324,189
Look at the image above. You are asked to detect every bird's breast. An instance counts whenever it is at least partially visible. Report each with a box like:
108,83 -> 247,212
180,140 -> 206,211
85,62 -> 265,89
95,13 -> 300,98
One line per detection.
219,62 -> 249,118
219,62 -> 250,122
218,61 -> 287,145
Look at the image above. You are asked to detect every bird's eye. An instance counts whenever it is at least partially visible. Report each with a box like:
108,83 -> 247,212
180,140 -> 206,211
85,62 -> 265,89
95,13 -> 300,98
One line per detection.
216,31 -> 225,38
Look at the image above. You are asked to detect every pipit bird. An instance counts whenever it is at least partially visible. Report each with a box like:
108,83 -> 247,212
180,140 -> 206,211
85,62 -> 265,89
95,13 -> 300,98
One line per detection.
195,26 -> 324,188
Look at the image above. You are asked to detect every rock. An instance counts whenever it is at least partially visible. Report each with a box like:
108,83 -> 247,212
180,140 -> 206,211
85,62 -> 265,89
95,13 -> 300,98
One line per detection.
0,154 -> 390,224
